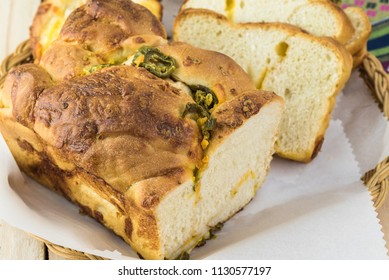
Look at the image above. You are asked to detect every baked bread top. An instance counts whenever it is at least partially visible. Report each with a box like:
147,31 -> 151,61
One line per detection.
37,0 -> 166,81
30,0 -> 163,61
5,63 -> 201,192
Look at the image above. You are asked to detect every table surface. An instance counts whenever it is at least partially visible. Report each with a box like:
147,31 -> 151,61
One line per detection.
0,0 -> 388,260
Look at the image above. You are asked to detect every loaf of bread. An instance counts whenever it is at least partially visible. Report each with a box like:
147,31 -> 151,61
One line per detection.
174,8 -> 352,162
180,0 -> 371,68
0,0 -> 284,259
30,0 -> 163,61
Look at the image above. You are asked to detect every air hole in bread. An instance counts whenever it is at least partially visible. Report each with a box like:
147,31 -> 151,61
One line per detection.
240,0 -> 245,9
275,41 -> 289,57
266,58 -> 271,64
284,88 -> 291,98
216,30 -> 222,36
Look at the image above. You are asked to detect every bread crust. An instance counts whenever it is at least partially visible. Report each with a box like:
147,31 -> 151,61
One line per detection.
290,0 -> 355,45
352,44 -> 368,69
38,1 -> 166,81
344,6 -> 372,56
209,90 -> 283,153
157,41 -> 257,103
30,0 -> 164,61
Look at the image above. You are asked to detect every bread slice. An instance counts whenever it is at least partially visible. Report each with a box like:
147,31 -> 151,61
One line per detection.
0,0 -> 284,259
174,9 -> 353,162
344,6 -> 372,58
181,0 -> 355,45
30,0 -> 163,61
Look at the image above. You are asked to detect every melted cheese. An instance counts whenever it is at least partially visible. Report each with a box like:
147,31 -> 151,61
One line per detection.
225,0 -> 235,21
230,170 -> 255,197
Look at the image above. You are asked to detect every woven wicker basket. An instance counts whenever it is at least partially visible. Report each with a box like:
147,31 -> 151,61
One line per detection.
0,40 -> 388,260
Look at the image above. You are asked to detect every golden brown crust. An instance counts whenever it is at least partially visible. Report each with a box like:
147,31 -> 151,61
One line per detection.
60,0 -> 166,51
133,0 -> 163,21
5,64 -> 202,193
39,0 -> 166,81
4,64 -> 54,127
352,44 -> 367,69
30,0 -> 164,61
40,41 -> 103,81
157,41 -> 257,103
209,90 -> 283,152
30,2 -> 51,60
286,0 -> 355,45
322,0 -> 355,45
344,6 -> 372,56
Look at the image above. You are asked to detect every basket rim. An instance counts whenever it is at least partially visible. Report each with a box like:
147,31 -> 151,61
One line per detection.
0,39 -> 388,260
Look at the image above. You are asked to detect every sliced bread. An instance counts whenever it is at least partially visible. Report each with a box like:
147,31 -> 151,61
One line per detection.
344,6 -> 372,57
180,0 -> 371,69
181,0 -> 355,45
174,9 -> 353,162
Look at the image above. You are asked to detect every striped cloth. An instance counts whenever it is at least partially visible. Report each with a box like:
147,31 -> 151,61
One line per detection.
342,0 -> 389,72
368,18 -> 389,72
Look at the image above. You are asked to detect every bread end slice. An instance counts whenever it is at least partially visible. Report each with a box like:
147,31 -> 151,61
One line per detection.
344,6 -> 372,56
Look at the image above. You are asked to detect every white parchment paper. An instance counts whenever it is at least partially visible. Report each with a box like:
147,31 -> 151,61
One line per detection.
0,1 -> 388,260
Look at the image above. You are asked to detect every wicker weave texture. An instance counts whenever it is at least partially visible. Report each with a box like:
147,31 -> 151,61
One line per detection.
361,53 -> 389,119
359,52 -> 389,209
